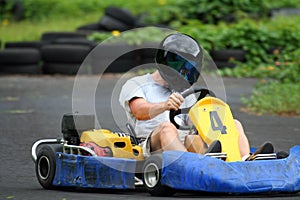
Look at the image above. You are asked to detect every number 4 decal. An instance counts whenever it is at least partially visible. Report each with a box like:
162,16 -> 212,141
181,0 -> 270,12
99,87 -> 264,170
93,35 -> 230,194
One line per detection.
209,111 -> 227,134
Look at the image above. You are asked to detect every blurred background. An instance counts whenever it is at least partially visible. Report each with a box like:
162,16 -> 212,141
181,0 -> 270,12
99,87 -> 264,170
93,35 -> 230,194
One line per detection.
0,0 -> 299,116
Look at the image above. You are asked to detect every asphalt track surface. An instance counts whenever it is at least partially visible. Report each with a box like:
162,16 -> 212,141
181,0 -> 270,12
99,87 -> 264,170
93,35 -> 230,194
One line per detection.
0,74 -> 299,200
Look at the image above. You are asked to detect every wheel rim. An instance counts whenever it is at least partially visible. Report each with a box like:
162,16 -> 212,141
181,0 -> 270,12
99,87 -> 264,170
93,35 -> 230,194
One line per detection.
144,163 -> 160,188
38,155 -> 51,180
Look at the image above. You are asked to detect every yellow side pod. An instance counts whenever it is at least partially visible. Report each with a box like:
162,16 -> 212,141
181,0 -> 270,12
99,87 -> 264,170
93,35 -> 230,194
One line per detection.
189,97 -> 242,162
80,129 -> 144,160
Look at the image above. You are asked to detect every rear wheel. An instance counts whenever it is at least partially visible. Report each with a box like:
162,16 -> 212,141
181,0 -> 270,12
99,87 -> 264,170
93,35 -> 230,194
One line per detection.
142,154 -> 175,196
36,144 -> 62,189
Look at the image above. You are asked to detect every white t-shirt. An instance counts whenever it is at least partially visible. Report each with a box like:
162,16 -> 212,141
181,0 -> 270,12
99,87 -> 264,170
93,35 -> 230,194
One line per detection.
119,73 -> 195,138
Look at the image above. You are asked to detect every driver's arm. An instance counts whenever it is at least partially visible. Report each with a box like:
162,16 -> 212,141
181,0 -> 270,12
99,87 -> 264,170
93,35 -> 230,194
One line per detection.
129,93 -> 184,120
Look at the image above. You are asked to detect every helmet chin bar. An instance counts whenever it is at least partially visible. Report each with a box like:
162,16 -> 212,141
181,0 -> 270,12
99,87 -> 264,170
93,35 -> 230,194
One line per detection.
157,66 -> 192,92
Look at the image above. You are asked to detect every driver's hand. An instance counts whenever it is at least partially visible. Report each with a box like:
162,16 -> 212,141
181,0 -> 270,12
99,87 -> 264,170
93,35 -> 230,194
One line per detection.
163,93 -> 184,111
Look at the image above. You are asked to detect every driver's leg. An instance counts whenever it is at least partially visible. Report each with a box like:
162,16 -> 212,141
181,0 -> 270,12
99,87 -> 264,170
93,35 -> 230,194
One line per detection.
184,135 -> 208,154
234,120 -> 251,158
150,122 -> 187,153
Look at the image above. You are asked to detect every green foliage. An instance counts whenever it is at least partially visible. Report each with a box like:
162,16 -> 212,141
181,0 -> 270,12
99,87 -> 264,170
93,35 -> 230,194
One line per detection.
18,0 -> 159,21
178,16 -> 300,66
88,27 -> 174,46
219,34 -> 300,84
21,0 -> 105,21
241,81 -> 300,116
0,13 -> 101,42
87,32 -> 111,43
144,0 -> 268,24
0,0 -> 15,21
221,17 -> 300,65
264,0 -> 300,9
219,20 -> 272,63
207,15 -> 300,116
177,20 -> 223,51
221,44 -> 300,116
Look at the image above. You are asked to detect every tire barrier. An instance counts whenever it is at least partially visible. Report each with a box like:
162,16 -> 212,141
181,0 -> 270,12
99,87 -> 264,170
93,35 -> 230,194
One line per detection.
0,48 -> 42,74
41,32 -> 87,43
1,32 -> 95,75
0,36 -> 159,75
210,49 -> 246,69
0,41 -> 250,74
99,15 -> 131,32
5,41 -> 44,50
90,44 -> 137,74
41,44 -> 92,75
77,6 -> 142,32
105,6 -> 137,27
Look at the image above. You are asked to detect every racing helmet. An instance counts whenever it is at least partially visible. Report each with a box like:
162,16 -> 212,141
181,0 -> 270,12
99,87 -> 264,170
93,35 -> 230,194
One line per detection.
155,33 -> 203,91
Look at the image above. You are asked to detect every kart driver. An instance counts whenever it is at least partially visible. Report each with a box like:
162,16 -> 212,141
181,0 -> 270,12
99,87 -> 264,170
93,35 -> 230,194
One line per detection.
119,33 -> 273,161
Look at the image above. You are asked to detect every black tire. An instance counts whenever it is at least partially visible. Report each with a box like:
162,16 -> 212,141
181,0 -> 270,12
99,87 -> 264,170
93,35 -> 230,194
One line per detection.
99,15 -> 131,32
90,44 -> 137,74
52,38 -> 96,47
5,41 -> 44,49
104,59 -> 136,73
77,22 -> 100,31
142,154 -> 175,196
91,59 -> 136,74
0,64 -> 41,74
43,62 -> 87,75
36,144 -> 63,189
41,32 -> 87,43
210,49 -> 246,62
105,6 -> 136,26
137,45 -> 160,65
12,0 -> 24,21
41,44 -> 91,63
214,61 -> 236,69
0,48 -> 41,64
139,43 -> 160,58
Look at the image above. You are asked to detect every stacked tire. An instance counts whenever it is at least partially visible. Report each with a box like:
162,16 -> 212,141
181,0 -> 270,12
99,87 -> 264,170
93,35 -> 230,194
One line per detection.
210,49 -> 246,69
90,44 -> 137,74
137,43 -> 160,66
0,48 -> 42,74
40,32 -> 93,75
78,6 -> 138,32
90,43 -> 161,74
41,44 -> 92,75
4,39 -> 44,49
41,32 -> 87,44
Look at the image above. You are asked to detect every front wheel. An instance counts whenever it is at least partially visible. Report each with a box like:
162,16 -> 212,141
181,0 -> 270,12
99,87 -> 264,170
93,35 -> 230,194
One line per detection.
142,154 -> 175,196
35,144 -> 62,189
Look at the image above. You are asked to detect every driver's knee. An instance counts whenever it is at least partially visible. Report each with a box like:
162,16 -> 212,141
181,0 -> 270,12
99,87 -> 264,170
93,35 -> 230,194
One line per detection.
152,122 -> 178,143
150,122 -> 180,151
158,122 -> 177,138
184,135 -> 208,154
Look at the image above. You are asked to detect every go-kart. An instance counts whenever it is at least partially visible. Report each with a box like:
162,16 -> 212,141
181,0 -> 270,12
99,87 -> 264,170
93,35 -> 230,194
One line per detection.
31,86 -> 300,196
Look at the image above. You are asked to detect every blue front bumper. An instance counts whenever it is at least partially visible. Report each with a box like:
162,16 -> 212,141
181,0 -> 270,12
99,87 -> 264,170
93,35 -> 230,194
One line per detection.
161,146 -> 300,194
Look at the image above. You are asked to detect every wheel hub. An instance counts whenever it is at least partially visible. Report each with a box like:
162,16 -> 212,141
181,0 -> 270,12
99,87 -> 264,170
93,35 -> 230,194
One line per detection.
38,155 -> 51,180
144,163 -> 160,188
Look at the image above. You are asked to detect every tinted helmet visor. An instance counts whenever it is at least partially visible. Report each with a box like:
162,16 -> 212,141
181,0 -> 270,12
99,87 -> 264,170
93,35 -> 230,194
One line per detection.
165,52 -> 200,85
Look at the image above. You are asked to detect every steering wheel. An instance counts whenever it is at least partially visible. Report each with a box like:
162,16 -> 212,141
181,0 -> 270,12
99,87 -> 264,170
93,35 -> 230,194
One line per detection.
169,86 -> 216,130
